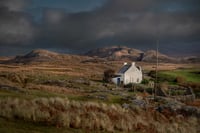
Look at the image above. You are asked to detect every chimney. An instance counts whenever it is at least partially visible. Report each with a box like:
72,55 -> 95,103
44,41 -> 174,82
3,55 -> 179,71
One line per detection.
132,62 -> 135,66
124,62 -> 127,65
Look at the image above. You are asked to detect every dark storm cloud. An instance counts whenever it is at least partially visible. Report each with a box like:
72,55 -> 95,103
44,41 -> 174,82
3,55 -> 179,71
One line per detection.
37,0 -> 200,54
0,0 -> 28,11
0,0 -> 37,46
0,0 -> 200,56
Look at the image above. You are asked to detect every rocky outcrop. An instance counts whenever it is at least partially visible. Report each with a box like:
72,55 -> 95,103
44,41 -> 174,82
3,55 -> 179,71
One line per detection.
141,50 -> 176,62
85,46 -> 177,62
85,46 -> 143,60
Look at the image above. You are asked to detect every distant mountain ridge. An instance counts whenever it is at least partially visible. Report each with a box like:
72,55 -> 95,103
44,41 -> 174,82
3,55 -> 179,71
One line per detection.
84,46 -> 177,62
24,49 -> 59,58
8,49 -> 61,63
1,46 -> 199,64
1,49 -> 89,64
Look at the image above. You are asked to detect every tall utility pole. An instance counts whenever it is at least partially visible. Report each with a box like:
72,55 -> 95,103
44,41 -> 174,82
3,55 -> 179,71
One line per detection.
154,40 -> 159,99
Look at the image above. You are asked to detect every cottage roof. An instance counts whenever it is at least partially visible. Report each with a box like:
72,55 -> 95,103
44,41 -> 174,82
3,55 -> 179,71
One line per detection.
113,75 -> 121,78
118,64 -> 131,73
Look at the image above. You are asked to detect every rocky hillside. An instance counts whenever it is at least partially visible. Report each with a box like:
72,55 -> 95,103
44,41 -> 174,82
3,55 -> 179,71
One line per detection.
85,46 -> 176,62
141,50 -> 176,62
2,49 -> 90,64
182,56 -> 200,63
85,46 -> 143,59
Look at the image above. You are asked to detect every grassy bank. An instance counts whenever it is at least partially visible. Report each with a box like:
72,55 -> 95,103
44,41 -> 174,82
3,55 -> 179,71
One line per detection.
0,97 -> 198,133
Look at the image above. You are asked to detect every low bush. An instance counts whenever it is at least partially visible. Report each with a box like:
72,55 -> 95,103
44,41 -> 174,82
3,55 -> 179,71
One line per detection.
175,76 -> 186,85
103,69 -> 115,83
141,79 -> 149,85
145,88 -> 153,94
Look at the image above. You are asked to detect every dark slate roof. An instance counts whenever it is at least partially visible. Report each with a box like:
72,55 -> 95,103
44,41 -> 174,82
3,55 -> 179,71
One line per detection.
118,64 -> 131,73
113,75 -> 121,78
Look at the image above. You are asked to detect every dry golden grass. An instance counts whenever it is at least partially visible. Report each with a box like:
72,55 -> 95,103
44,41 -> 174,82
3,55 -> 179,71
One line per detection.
0,97 -> 199,133
186,99 -> 200,107
27,84 -> 82,95
1,61 -> 199,77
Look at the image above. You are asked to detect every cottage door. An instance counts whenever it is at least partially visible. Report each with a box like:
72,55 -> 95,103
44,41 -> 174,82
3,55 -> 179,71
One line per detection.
117,78 -> 120,86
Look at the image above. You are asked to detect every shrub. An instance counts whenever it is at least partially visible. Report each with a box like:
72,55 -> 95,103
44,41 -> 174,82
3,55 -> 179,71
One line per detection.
124,83 -> 134,88
175,76 -> 186,85
103,69 -> 115,83
141,79 -> 149,85
145,88 -> 153,94
148,70 -> 156,78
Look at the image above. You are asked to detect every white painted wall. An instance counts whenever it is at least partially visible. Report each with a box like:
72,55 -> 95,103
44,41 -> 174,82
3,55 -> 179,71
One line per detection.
123,66 -> 142,85
112,77 -> 119,84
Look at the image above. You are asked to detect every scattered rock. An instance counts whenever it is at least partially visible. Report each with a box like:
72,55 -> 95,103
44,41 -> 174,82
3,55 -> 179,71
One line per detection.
131,99 -> 147,108
122,103 -> 129,109
87,94 -> 108,100
0,85 -> 24,92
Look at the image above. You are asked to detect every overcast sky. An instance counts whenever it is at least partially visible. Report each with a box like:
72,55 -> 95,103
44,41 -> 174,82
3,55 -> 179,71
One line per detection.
0,0 -> 200,56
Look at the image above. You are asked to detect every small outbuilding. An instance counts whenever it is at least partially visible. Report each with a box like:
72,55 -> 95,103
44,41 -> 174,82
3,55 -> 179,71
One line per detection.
112,62 -> 142,85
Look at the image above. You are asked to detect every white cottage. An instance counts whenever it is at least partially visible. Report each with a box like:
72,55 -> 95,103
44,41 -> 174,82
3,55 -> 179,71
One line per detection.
112,62 -> 142,85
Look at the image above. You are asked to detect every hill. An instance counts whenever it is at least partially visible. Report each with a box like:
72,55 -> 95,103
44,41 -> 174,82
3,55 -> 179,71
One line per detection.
182,56 -> 200,63
0,57 -> 12,62
141,50 -> 176,62
85,46 -> 143,60
1,49 -> 90,65
85,46 -> 177,62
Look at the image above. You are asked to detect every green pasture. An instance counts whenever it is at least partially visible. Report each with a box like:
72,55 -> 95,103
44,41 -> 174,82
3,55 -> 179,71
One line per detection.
158,69 -> 200,83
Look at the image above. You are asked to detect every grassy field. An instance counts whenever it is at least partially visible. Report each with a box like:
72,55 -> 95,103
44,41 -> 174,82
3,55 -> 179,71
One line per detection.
159,69 -> 200,83
0,62 -> 200,133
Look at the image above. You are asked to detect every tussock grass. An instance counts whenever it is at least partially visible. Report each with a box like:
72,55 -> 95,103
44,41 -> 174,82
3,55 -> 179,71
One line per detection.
0,97 -> 199,133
